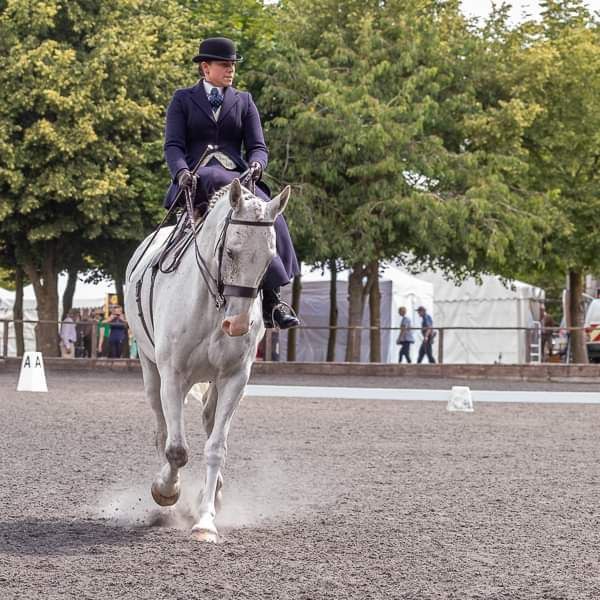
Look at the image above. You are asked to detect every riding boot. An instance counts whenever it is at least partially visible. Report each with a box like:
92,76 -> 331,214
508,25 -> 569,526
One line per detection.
262,287 -> 299,330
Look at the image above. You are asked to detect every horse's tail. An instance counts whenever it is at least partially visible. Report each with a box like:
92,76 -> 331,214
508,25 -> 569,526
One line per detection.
184,382 -> 211,406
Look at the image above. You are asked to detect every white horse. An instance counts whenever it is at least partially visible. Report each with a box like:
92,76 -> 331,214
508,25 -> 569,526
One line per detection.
124,179 -> 290,542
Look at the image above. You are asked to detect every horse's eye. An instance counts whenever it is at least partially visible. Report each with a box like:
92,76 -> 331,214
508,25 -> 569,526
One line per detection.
226,248 -> 234,259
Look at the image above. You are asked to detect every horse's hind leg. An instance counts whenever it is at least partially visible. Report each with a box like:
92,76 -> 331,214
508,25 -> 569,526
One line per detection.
149,369 -> 190,506
201,383 -> 224,509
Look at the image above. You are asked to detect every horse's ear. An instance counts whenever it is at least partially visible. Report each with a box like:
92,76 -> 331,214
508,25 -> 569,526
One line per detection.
229,179 -> 243,211
269,186 -> 290,217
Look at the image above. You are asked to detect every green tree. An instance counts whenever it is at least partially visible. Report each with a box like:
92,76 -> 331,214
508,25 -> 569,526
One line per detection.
0,0 -> 194,354
262,0 -> 550,361
491,0 -> 600,362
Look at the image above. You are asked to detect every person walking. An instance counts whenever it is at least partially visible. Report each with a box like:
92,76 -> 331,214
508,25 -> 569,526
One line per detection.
417,306 -> 436,364
396,306 -> 414,363
163,36 -> 299,329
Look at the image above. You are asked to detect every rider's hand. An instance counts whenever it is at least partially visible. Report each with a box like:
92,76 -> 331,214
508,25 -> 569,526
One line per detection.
250,161 -> 263,181
177,168 -> 195,190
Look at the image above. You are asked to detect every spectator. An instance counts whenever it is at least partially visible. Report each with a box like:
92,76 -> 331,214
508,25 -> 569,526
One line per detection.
417,306 -> 436,364
105,306 -> 128,358
97,309 -> 111,357
129,330 -> 139,359
540,304 -> 557,360
396,306 -> 414,363
76,308 -> 94,357
59,311 -> 77,358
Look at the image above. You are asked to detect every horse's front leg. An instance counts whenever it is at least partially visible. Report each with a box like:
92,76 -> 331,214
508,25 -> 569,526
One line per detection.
192,369 -> 248,542
150,369 -> 190,507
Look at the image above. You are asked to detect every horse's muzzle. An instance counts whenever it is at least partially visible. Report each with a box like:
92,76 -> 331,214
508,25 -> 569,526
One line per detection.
221,313 -> 251,337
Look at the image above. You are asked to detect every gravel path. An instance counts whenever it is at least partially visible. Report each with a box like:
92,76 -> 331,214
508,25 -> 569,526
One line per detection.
1,371 -> 599,599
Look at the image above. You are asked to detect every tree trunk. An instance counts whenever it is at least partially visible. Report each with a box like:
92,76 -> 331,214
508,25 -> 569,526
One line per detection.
568,269 -> 588,364
23,247 -> 60,357
345,263 -> 367,362
287,274 -> 302,361
61,268 -> 78,320
14,266 -> 24,357
326,259 -> 338,362
368,260 -> 381,363
115,274 -> 125,309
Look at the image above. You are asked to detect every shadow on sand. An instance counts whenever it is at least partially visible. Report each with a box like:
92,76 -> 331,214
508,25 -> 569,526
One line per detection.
0,516 -> 175,556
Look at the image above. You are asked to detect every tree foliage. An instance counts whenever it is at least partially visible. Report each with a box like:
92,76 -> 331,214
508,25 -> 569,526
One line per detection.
261,0 -> 551,277
259,0 -> 553,359
0,0 -> 194,352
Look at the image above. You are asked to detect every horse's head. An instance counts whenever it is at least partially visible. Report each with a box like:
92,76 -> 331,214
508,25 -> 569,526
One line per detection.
220,179 -> 290,337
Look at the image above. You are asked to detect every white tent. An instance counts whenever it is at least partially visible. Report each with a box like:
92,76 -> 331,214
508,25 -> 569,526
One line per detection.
279,264 -> 434,362
416,271 -> 544,364
0,273 -> 116,355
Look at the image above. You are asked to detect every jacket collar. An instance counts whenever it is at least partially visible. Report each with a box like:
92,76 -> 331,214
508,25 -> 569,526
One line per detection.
218,86 -> 239,122
190,82 -> 239,122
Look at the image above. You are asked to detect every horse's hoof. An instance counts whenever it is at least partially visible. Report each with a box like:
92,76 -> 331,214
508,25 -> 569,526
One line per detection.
151,482 -> 180,507
191,528 -> 219,543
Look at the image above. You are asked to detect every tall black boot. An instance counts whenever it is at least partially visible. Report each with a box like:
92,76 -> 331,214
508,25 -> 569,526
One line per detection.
262,287 -> 299,330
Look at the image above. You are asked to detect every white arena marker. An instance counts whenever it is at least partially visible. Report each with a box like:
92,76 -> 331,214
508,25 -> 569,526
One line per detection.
16,352 -> 48,393
447,386 -> 474,412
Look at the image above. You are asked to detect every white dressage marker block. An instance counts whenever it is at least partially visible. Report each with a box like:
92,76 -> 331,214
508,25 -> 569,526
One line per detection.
447,386 -> 473,412
17,352 -> 48,392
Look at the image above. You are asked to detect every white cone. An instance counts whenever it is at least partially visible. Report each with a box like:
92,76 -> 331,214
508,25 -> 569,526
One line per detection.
447,386 -> 473,412
17,352 -> 48,392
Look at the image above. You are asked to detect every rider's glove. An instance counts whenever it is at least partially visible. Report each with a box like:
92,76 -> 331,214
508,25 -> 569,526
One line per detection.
250,161 -> 263,181
177,168 -> 195,190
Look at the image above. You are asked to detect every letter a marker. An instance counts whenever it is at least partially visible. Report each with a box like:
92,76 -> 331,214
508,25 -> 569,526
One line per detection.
17,352 -> 48,393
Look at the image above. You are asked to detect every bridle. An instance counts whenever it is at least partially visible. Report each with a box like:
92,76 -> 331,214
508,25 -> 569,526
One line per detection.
185,181 -> 274,310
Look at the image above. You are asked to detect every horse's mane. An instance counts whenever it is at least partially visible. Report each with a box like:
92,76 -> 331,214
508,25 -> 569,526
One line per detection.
208,185 -> 231,211
208,182 -> 258,213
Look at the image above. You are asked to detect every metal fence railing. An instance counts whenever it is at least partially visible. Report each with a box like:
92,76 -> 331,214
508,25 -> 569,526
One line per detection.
256,323 -> 586,364
0,318 -> 592,364
2,318 -> 112,359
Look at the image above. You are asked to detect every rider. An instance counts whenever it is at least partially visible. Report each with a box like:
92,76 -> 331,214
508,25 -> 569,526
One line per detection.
163,37 -> 299,330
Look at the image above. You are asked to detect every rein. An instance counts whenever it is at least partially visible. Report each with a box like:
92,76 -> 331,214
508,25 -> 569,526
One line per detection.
131,168 -> 270,348
186,172 -> 274,310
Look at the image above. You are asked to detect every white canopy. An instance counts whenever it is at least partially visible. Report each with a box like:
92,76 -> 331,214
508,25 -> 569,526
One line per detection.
416,271 -> 544,363
279,263 -> 434,362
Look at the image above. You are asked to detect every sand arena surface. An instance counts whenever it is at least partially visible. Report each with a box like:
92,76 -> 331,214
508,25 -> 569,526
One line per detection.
0,370 -> 599,599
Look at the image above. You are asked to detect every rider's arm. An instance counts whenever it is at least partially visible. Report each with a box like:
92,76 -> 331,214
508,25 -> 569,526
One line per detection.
242,93 -> 268,171
164,91 -> 190,182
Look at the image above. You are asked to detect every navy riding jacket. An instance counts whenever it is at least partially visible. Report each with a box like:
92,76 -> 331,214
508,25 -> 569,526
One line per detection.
163,82 -> 268,208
